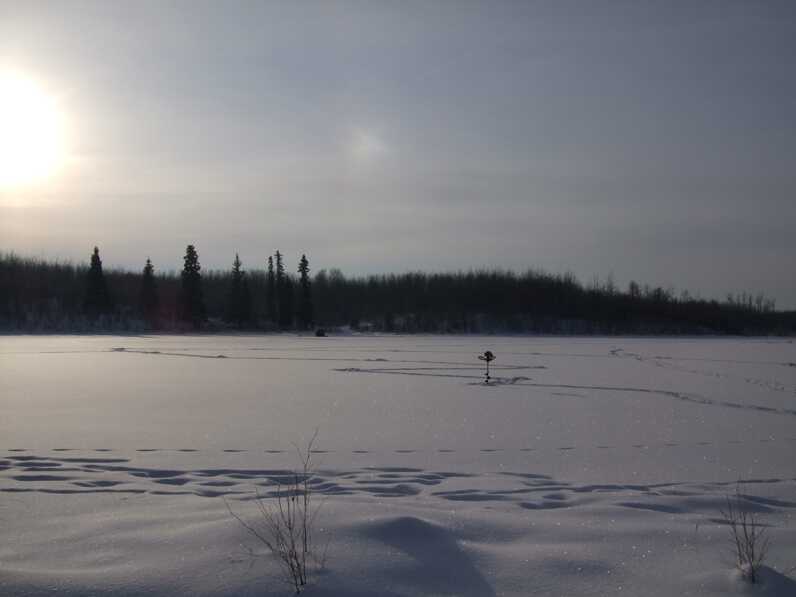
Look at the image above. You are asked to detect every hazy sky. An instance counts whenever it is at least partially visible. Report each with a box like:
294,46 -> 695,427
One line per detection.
1,1 -> 794,307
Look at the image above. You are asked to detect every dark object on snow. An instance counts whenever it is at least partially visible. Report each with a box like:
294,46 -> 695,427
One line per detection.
478,351 -> 496,383
315,328 -> 327,337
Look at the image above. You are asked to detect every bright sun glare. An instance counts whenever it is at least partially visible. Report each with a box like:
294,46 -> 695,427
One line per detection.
0,72 -> 65,189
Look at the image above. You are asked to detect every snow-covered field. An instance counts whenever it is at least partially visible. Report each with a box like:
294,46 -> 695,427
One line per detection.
1,335 -> 795,596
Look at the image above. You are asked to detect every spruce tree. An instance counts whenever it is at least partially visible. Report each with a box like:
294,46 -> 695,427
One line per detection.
275,250 -> 292,328
139,258 -> 159,326
297,254 -> 313,330
225,253 -> 251,328
179,244 -> 205,328
275,250 -> 285,287
266,255 -> 277,325
84,246 -> 112,318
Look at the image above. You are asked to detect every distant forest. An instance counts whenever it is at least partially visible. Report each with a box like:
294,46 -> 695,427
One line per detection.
1,247 -> 794,335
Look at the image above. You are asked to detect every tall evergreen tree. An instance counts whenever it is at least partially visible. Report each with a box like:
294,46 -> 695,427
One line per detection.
275,250 -> 292,328
225,253 -> 251,328
84,246 -> 112,318
179,244 -> 205,328
297,254 -> 313,330
266,255 -> 277,325
275,250 -> 285,286
139,258 -> 159,326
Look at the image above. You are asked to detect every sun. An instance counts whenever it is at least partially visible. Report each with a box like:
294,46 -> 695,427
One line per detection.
0,72 -> 66,189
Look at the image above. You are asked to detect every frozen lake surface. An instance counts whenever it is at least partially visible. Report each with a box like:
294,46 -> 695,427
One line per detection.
2,335 -> 795,595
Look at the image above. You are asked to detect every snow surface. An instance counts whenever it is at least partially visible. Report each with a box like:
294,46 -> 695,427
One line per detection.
1,335 -> 795,596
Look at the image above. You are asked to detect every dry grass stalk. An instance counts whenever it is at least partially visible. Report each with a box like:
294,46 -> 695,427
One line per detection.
719,486 -> 770,584
227,430 -> 324,594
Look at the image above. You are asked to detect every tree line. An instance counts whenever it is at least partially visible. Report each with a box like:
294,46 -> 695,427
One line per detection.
76,245 -> 314,331
0,246 -> 793,335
